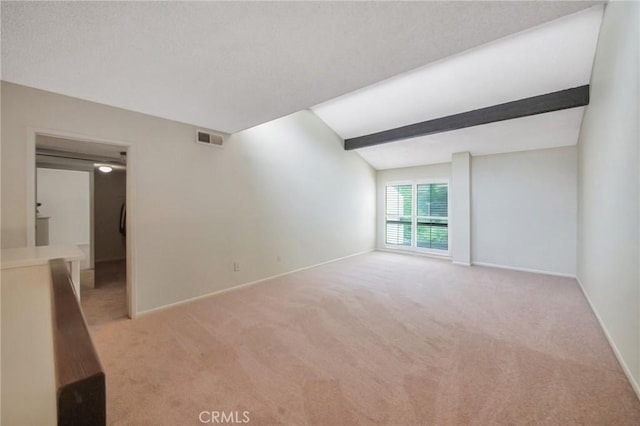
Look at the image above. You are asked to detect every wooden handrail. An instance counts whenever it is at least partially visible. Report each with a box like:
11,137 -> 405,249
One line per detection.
49,258 -> 106,426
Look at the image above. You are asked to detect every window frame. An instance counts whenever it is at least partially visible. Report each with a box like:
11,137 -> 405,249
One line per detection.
384,179 -> 451,256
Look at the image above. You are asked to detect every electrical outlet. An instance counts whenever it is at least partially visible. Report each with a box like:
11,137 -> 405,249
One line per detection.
233,262 -> 240,272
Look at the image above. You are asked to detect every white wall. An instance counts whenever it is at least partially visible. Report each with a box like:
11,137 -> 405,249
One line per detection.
376,147 -> 577,275
94,168 -> 126,262
576,0 -> 640,394
451,152 -> 471,265
1,82 -> 376,313
471,147 -> 577,276
375,162 -> 452,249
37,168 -> 90,246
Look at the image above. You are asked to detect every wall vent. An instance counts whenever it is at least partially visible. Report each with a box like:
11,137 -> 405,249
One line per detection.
196,130 -> 224,147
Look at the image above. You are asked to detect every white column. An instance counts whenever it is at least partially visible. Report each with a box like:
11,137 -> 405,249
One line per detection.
451,152 -> 471,265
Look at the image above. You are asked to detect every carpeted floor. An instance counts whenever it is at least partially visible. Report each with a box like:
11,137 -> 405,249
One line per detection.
91,252 -> 640,425
81,260 -> 128,330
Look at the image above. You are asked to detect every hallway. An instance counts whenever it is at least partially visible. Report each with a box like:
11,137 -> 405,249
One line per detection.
81,260 -> 127,330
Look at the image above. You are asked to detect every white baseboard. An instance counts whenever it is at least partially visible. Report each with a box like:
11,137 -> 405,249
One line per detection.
575,276 -> 640,400
471,261 -> 576,279
137,248 -> 375,317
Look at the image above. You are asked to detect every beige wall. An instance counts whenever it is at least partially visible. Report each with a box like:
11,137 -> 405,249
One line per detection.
94,168 -> 126,262
576,1 -> 640,394
1,82 -> 376,313
1,264 -> 57,426
472,146 -> 577,276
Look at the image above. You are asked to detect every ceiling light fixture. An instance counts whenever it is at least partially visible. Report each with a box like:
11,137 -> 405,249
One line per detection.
98,165 -> 113,173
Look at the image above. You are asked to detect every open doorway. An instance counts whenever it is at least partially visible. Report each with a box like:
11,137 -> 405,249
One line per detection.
87,164 -> 127,326
33,133 -> 133,324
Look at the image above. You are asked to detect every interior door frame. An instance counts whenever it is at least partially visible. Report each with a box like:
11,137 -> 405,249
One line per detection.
27,127 -> 138,318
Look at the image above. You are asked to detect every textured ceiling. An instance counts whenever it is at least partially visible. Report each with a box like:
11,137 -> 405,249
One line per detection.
1,1 -> 599,133
311,6 -> 603,169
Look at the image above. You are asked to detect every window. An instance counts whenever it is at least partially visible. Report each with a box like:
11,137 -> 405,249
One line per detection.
385,181 -> 449,253
385,184 -> 413,246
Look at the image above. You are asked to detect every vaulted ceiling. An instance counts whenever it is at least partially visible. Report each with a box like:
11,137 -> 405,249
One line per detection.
312,5 -> 603,169
2,1 -> 599,135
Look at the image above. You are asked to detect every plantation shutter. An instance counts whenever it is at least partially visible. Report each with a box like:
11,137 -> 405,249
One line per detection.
385,184 -> 412,246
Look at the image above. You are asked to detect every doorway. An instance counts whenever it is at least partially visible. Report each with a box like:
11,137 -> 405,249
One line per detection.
31,132 -> 135,321
86,163 -> 127,326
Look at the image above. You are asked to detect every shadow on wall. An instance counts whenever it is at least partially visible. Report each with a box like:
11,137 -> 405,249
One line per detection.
94,168 -> 126,263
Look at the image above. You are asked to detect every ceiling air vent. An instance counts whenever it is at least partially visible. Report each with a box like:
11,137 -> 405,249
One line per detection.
196,130 -> 224,147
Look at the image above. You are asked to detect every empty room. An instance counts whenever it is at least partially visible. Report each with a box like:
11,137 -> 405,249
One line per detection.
1,1 -> 639,425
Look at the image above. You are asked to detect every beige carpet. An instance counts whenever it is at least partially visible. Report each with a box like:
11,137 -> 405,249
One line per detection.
91,252 -> 640,425
81,260 -> 128,329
